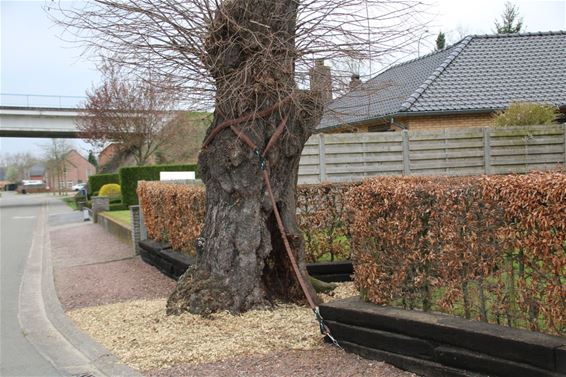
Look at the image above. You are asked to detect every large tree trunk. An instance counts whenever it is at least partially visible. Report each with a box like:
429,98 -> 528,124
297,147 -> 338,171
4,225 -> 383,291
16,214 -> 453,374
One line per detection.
167,0 -> 322,315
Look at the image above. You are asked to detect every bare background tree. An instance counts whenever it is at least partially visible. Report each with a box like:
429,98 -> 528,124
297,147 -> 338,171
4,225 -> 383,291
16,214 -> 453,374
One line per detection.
78,62 -> 182,166
0,152 -> 38,183
42,139 -> 71,195
52,0 -> 428,315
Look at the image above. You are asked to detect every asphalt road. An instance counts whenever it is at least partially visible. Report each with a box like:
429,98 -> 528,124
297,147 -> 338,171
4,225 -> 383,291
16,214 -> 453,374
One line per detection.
0,192 -> 62,376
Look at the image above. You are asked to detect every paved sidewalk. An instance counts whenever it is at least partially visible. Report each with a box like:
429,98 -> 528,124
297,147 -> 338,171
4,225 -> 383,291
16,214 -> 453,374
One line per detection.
50,223 -> 175,311
44,197 -> 176,374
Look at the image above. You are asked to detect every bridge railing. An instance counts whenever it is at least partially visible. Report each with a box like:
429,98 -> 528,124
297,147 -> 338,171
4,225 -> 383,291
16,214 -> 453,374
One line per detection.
0,93 -> 86,109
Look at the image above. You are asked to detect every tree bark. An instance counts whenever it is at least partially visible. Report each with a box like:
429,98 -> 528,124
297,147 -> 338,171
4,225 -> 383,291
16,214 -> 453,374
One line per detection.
167,0 -> 322,315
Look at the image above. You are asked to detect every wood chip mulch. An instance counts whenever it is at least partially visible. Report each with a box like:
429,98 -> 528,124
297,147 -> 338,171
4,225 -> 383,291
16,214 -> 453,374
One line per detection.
67,282 -> 413,376
68,299 -> 321,370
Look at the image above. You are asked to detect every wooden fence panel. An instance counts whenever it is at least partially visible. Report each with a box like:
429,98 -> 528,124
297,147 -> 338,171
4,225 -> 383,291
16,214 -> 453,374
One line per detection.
298,124 -> 566,184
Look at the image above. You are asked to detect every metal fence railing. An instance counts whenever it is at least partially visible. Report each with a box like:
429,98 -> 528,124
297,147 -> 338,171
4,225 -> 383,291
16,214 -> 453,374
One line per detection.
0,93 -> 86,109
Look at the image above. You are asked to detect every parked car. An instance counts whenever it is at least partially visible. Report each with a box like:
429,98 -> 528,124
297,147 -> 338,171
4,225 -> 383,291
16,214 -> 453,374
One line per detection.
72,183 -> 86,191
17,180 -> 47,194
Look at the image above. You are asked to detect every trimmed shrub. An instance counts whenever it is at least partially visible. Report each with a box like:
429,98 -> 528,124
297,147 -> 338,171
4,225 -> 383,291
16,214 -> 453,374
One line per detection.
110,196 -> 122,204
120,164 -> 199,207
109,203 -> 128,211
348,172 -> 566,336
88,173 -> 120,198
137,181 -> 205,254
99,183 -> 121,199
494,102 -> 557,127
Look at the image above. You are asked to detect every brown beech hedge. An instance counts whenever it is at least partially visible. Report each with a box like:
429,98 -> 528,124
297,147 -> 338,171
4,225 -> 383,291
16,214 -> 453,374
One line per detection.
137,172 -> 565,335
137,181 -> 355,261
347,172 -> 565,336
137,181 -> 205,254
296,183 -> 356,263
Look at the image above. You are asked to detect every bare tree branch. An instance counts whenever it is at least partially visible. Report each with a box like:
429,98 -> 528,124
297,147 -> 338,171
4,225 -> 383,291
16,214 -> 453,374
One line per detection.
49,0 -> 428,110
50,0 -> 430,315
77,62 -> 181,166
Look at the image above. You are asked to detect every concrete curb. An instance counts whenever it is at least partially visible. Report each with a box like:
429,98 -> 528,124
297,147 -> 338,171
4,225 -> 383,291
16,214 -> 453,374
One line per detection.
18,201 -> 142,377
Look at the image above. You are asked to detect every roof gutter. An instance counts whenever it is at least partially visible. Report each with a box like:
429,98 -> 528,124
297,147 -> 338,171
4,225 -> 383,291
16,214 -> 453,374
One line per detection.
394,108 -> 497,118
315,108 -> 497,133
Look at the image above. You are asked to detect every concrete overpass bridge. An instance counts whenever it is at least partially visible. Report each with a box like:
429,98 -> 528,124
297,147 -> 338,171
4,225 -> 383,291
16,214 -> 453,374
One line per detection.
0,107 -> 82,138
0,93 -> 184,139
0,94 -> 85,138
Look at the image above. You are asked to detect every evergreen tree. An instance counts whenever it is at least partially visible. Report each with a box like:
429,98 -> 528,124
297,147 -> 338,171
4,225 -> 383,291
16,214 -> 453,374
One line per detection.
435,31 -> 446,50
88,150 -> 98,168
495,2 -> 523,34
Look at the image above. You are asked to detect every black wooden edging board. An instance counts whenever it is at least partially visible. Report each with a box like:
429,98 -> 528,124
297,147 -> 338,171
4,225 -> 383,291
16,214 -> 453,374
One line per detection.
319,297 -> 566,373
340,340 -> 477,377
327,320 -> 558,376
139,248 -> 176,279
433,346 -> 560,377
325,320 -> 435,360
139,239 -> 195,280
139,239 -> 172,253
556,346 -> 566,373
306,261 -> 353,275
139,239 -> 353,282
307,261 -> 353,282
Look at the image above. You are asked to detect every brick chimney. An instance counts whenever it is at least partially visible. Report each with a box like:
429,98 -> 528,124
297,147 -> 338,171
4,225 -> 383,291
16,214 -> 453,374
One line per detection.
349,74 -> 361,91
309,59 -> 332,104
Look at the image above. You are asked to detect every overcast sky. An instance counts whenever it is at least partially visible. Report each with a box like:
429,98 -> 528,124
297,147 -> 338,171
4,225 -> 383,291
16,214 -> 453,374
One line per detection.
1,0 -> 565,158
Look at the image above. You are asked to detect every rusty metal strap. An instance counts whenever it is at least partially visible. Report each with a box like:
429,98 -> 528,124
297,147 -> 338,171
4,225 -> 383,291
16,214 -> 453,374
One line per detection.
211,115 -> 317,309
203,112 -> 340,348
202,95 -> 292,149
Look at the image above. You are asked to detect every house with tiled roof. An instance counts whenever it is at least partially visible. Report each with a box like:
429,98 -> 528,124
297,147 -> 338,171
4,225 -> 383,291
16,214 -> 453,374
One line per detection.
318,31 -> 566,133
29,163 -> 46,181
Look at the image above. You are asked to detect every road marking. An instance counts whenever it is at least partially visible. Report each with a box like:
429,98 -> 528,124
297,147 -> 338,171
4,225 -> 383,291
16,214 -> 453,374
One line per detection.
12,216 -> 36,219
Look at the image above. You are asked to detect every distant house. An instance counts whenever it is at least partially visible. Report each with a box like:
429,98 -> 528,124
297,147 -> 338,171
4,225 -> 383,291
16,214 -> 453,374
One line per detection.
29,163 -> 46,181
98,144 -> 121,168
65,149 -> 96,185
46,150 -> 96,190
97,143 -> 137,173
318,31 -> 566,133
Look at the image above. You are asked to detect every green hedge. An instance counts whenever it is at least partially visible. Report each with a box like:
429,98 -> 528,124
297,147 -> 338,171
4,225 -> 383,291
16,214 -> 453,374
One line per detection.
109,203 -> 129,211
119,164 -> 199,206
88,173 -> 120,198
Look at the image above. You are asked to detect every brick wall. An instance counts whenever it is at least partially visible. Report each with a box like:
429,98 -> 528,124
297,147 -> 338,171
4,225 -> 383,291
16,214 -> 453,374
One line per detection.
401,113 -> 495,130
65,150 -> 96,185
99,144 -> 120,167
320,112 -> 496,133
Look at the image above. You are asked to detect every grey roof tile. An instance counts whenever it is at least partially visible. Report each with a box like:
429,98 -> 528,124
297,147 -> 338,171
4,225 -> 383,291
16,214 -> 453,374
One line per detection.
29,163 -> 45,177
318,31 -> 566,131
317,45 -> 456,130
